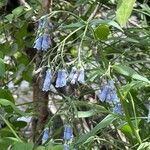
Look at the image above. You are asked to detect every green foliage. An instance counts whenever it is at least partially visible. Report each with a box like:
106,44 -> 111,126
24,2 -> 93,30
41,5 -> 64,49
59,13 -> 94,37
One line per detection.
0,58 -> 5,77
95,24 -> 110,40
75,114 -> 116,146
116,0 -> 136,27
12,142 -> 34,150
0,0 -> 150,149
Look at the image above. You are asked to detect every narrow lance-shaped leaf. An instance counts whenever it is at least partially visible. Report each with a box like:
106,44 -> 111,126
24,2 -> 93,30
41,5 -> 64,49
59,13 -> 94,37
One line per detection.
74,114 -> 116,146
116,0 -> 136,27
0,99 -> 29,116
113,65 -> 150,84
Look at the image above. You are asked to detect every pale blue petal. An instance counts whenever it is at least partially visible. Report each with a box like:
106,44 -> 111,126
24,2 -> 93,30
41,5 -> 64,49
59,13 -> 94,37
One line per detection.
63,125 -> 73,140
105,88 -> 112,102
71,73 -> 78,84
68,67 -> 78,84
108,80 -> 115,88
78,68 -> 85,84
56,69 -> 67,88
42,69 -> 52,91
42,34 -> 52,51
111,90 -> 119,103
64,144 -> 69,150
68,67 -> 76,80
106,80 -> 119,103
42,128 -> 49,144
98,86 -> 109,102
113,103 -> 122,114
34,36 -> 43,50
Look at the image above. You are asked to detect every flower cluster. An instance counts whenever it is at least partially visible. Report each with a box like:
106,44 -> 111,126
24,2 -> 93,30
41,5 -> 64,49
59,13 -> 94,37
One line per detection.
63,125 -> 73,150
42,67 -> 85,91
34,34 -> 52,51
68,67 -> 85,84
34,16 -> 53,51
42,127 -> 49,144
97,80 -> 122,114
97,80 -> 119,103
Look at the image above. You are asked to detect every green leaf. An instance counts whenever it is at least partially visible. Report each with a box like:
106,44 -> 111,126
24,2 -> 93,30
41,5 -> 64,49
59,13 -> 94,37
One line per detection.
22,65 -> 33,82
0,89 -> 15,103
0,128 -> 14,138
137,142 -> 150,150
12,142 -> 34,150
90,19 -> 123,31
75,110 -> 97,118
0,137 -> 14,150
0,51 -> 3,58
95,24 -> 110,40
0,99 -> 28,116
35,146 -> 45,150
119,123 -> 132,133
12,6 -> 24,16
113,65 -> 150,83
75,114 -> 116,146
0,114 -> 22,142
12,121 -> 27,129
49,145 -> 64,150
5,14 -> 14,23
0,58 -> 5,77
70,47 -> 78,57
116,0 -> 136,27
24,9 -> 34,19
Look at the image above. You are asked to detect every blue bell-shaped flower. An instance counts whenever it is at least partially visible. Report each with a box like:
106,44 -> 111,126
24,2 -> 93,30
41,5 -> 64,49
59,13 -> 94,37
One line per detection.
42,69 -> 52,91
77,68 -> 85,84
34,36 -> 43,50
42,128 -> 49,144
56,69 -> 67,88
98,80 -> 119,103
42,34 -> 52,51
64,144 -> 69,150
63,125 -> 73,141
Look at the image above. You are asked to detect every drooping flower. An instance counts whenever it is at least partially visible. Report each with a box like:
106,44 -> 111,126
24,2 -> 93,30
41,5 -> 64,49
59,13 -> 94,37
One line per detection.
42,128 -> 49,144
97,85 -> 109,102
34,36 -> 43,50
42,69 -> 52,91
77,68 -> 85,84
42,34 -> 52,51
34,15 -> 53,51
68,67 -> 85,84
64,144 -> 69,150
68,67 -> 78,84
63,125 -> 73,141
98,80 -> 119,103
113,103 -> 122,114
109,90 -> 119,103
56,69 -> 67,88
